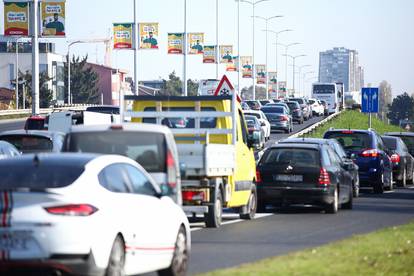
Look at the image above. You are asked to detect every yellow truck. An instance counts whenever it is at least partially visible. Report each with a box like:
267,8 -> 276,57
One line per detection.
125,94 -> 258,227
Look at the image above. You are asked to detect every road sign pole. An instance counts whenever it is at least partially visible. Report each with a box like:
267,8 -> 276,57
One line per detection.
369,112 -> 372,129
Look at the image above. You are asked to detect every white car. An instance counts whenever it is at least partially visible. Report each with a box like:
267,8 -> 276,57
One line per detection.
243,110 -> 271,141
308,98 -> 324,116
0,153 -> 190,276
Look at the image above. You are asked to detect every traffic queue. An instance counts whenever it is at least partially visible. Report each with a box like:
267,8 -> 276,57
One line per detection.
0,94 -> 413,276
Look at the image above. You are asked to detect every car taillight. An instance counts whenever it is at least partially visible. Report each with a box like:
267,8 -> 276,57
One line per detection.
166,151 -> 177,189
341,130 -> 354,134
360,149 -> 379,158
318,168 -> 330,185
182,191 -> 206,201
44,204 -> 98,216
390,154 -> 400,163
294,109 -> 300,112
256,170 -> 262,184
281,115 -> 288,121
248,127 -> 254,131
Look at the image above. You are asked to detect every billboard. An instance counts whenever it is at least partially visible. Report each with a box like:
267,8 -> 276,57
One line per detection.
139,23 -> 159,49
113,23 -> 133,49
188,33 -> 204,54
256,64 -> 266,84
241,56 -> 252,78
226,56 -> 238,72
4,1 -> 29,36
203,45 -> 216,63
168,33 -> 183,54
268,72 -> 277,85
278,81 -> 287,98
41,0 -> 66,37
219,45 -> 233,63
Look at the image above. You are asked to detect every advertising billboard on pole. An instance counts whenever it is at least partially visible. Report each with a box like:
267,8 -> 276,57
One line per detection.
241,56 -> 252,78
4,1 -> 29,36
188,33 -> 204,54
139,23 -> 159,49
113,23 -> 133,49
168,33 -> 183,54
203,46 -> 217,63
256,64 -> 266,84
41,0 -> 66,37
219,45 -> 233,63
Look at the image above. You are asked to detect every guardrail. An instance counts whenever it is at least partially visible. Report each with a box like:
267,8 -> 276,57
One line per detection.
0,104 -> 98,117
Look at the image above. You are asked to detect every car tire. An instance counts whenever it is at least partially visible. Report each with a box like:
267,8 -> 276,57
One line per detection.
342,188 -> 353,209
205,191 -> 223,228
398,167 -> 407,187
373,173 -> 384,194
106,236 -> 125,276
353,179 -> 360,198
158,227 -> 189,276
240,186 -> 257,220
325,187 -> 339,214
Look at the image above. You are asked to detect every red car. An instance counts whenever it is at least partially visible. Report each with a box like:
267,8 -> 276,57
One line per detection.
24,115 -> 47,130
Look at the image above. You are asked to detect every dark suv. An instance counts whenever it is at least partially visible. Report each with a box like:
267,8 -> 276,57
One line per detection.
323,129 -> 393,193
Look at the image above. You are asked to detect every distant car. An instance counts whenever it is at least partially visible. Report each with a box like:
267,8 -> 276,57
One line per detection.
241,102 -> 251,110
243,110 -> 271,141
324,129 -> 393,193
245,115 -> 266,149
289,98 -> 311,121
244,100 -> 262,110
308,98 -> 324,116
259,100 -> 274,106
256,143 -> 353,213
0,130 -> 65,153
0,153 -> 190,276
62,123 -> 182,204
279,138 -> 360,197
0,140 -> 20,159
266,103 -> 290,114
384,132 -> 414,157
24,115 -> 47,130
261,106 -> 293,133
382,135 -> 414,187
285,101 -> 304,124
320,100 -> 329,116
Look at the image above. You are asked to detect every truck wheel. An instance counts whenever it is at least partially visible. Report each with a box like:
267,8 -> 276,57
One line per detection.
205,191 -> 222,228
240,186 -> 257,220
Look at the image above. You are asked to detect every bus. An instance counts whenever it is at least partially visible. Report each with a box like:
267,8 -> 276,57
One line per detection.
312,83 -> 339,114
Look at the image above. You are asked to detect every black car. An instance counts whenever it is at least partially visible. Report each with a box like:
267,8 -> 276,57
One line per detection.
382,135 -> 414,187
289,98 -> 311,120
285,101 -> 304,124
256,143 -> 353,213
279,138 -> 360,197
384,132 -> 414,156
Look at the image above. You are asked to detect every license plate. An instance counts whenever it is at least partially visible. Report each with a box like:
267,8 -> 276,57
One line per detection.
274,174 -> 303,182
0,230 -> 32,251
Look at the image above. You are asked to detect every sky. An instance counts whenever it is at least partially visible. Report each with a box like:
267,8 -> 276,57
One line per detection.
1,0 -> 414,97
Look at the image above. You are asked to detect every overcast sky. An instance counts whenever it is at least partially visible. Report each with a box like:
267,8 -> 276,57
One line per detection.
1,0 -> 413,96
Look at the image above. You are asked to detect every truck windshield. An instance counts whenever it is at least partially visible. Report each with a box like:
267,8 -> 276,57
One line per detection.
143,107 -> 217,129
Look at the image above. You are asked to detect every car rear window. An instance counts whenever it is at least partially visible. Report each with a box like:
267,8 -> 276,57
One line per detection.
65,131 -> 166,173
244,113 -> 260,119
0,135 -> 53,153
324,132 -> 371,152
260,148 -> 320,167
143,107 -> 217,128
396,136 -> 414,152
286,102 -> 299,109
290,98 -> 304,104
382,137 -> 397,150
261,107 -> 284,114
0,162 -> 84,189
26,119 -> 45,130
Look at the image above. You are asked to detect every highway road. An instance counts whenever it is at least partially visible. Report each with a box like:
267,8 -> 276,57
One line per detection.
0,118 -> 26,132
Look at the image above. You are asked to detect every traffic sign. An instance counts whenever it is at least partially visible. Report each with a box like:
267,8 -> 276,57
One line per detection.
214,75 -> 241,101
361,87 -> 379,113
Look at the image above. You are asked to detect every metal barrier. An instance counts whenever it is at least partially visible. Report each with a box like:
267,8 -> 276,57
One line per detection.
0,104 -> 98,117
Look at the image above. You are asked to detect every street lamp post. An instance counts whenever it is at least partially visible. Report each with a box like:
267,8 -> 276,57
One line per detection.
240,0 -> 268,100
283,54 -> 306,95
14,37 -> 24,110
264,29 -> 292,98
254,15 -> 283,100
133,0 -> 138,95
183,0 -> 188,96
302,71 -> 315,97
277,42 -> 300,90
31,0 -> 40,115
296,64 -> 311,97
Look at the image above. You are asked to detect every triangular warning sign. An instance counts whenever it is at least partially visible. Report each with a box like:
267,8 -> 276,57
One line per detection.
213,75 -> 241,102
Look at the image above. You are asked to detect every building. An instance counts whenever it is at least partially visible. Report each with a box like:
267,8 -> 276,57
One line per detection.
318,47 -> 364,92
0,87 -> 14,110
0,36 -> 66,104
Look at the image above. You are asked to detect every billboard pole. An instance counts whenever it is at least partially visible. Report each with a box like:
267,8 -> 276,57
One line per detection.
31,0 -> 40,115
133,0 -> 138,95
183,0 -> 188,96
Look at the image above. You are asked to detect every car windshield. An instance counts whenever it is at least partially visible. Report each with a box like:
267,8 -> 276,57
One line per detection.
0,135 -> 53,153
260,148 -> 320,167
246,120 -> 256,127
261,107 -> 284,114
0,160 -> 84,189
66,132 -> 166,173
397,136 -> 414,153
325,132 -> 371,152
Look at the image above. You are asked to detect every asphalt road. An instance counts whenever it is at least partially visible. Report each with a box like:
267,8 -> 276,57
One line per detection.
0,118 -> 26,132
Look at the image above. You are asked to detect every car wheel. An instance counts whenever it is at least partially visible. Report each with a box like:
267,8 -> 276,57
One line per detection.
158,227 -> 189,276
240,186 -> 257,220
373,173 -> 384,194
106,236 -> 125,276
342,187 -> 353,210
205,191 -> 223,228
398,167 -> 407,187
325,187 -> 338,214
353,179 -> 360,198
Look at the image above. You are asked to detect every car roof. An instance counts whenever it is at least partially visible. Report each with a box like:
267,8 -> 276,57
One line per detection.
0,130 -> 64,138
385,132 -> 414,137
243,110 -> 262,114
69,123 -> 171,135
279,138 -> 331,145
0,153 -> 99,168
325,129 -> 376,134
269,143 -> 321,150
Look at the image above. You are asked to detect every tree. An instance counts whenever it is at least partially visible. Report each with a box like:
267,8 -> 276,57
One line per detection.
18,70 -> 53,108
387,92 -> 414,125
241,86 -> 266,100
378,81 -> 392,121
64,55 -> 100,104
161,71 -> 199,96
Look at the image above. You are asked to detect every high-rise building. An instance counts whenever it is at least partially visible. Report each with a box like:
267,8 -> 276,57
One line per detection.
318,47 -> 364,92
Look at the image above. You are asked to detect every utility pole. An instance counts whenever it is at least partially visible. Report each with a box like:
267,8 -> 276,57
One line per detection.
183,0 -> 188,96
31,0 -> 40,115
133,0 -> 139,95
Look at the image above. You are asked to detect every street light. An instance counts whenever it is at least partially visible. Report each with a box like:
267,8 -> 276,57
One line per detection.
302,71 -> 315,97
240,0 -> 269,100
263,29 -> 292,98
254,15 -> 283,100
283,54 -> 306,95
296,64 -> 311,97
277,42 -> 300,88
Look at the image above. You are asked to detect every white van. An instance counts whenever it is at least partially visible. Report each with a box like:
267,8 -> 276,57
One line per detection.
48,111 -> 112,133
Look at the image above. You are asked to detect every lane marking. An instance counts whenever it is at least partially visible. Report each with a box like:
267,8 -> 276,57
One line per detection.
190,213 -> 273,232
384,190 -> 395,194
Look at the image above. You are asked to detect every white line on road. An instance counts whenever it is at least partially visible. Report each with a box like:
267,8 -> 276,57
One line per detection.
384,190 -> 395,193
190,213 -> 273,232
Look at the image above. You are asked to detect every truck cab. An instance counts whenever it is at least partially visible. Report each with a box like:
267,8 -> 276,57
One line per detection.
125,95 -> 258,227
